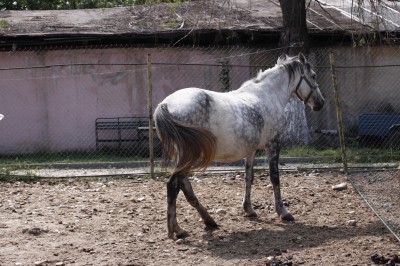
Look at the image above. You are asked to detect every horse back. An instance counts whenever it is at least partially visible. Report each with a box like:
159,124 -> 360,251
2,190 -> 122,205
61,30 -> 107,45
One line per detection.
161,87 -> 215,128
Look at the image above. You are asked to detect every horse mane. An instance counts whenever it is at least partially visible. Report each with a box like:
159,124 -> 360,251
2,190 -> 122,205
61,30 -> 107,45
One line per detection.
253,54 -> 309,83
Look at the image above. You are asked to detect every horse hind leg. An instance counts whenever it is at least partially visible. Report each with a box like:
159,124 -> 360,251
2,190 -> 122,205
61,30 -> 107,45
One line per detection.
166,173 -> 189,239
180,176 -> 218,231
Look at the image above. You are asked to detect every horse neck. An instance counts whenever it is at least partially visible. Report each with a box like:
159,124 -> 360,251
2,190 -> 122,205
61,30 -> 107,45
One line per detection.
256,66 -> 293,107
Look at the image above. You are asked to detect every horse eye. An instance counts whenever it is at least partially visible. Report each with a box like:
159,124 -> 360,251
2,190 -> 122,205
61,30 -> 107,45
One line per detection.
311,74 -> 316,80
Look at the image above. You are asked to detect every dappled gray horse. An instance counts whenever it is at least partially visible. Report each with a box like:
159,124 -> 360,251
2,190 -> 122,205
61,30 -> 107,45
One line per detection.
154,53 -> 325,239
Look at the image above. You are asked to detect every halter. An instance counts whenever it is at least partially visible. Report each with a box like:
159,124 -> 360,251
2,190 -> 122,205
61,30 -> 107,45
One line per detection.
294,67 -> 318,104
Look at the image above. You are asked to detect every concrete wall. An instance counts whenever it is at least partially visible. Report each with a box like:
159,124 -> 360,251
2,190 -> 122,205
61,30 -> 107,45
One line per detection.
0,47 -> 251,154
0,46 -> 399,155
333,46 -> 400,130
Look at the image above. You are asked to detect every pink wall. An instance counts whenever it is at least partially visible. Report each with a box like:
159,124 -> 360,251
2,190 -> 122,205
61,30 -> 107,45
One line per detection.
0,48 -> 251,154
2,46 -> 397,155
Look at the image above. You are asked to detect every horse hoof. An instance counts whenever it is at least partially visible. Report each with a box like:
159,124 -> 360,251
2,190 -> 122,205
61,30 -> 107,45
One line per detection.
206,223 -> 219,230
281,213 -> 295,221
243,212 -> 258,218
205,221 -> 219,231
205,225 -> 219,232
203,217 -> 219,229
176,231 -> 190,239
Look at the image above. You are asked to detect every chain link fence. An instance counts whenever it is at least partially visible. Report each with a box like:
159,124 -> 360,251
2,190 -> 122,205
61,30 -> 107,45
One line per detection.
1,44 -> 399,243
331,46 -> 400,243
0,45 -> 399,173
347,170 -> 400,243
332,47 -> 400,164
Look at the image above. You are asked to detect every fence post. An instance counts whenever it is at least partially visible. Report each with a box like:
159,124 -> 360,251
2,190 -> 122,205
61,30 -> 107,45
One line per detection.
329,50 -> 348,173
147,54 -> 155,178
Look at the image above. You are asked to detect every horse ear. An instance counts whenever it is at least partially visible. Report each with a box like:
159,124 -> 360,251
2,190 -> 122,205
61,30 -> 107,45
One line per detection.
277,53 -> 287,64
298,52 -> 307,64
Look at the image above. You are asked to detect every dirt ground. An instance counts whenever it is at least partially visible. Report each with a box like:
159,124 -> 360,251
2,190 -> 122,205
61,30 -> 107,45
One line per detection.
0,171 -> 399,266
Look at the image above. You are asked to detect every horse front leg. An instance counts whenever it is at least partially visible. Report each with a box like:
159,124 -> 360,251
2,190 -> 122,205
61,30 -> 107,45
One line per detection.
267,140 -> 294,221
243,152 -> 257,217
166,172 -> 189,239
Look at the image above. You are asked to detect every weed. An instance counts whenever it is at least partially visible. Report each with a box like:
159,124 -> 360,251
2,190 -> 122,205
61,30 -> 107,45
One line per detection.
0,19 -> 9,28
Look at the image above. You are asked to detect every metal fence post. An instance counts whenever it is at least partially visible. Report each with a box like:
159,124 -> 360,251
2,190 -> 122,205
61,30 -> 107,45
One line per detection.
329,49 -> 348,173
147,54 -> 155,178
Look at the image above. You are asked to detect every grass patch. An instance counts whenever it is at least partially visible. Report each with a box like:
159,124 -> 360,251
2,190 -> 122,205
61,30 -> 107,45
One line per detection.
281,146 -> 341,159
346,147 -> 400,163
0,19 -> 9,28
0,147 -> 398,173
260,146 -> 400,164
0,151 -> 152,165
0,174 -> 44,183
0,161 -> 42,182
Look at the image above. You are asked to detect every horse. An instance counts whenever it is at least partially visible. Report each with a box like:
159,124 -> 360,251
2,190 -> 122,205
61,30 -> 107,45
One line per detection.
154,53 -> 325,239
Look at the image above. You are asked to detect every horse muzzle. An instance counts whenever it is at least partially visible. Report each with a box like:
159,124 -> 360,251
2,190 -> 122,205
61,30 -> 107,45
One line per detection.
312,98 -> 325,111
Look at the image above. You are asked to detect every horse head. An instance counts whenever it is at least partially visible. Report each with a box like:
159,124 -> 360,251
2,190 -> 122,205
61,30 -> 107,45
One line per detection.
295,53 -> 324,111
280,53 -> 325,111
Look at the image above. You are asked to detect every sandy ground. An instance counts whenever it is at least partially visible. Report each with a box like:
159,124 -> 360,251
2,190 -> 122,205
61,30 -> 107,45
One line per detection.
0,171 -> 399,266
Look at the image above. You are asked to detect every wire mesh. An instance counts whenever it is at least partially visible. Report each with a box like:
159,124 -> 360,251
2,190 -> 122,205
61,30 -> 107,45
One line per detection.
0,45 -> 399,173
1,44 -> 400,246
332,47 -> 400,163
347,170 -> 400,243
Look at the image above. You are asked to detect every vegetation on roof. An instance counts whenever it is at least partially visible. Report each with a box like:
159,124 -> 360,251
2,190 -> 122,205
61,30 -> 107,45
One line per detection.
0,0 -> 187,10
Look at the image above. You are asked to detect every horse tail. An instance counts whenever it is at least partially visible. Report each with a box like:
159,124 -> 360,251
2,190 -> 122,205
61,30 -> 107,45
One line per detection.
154,103 -> 217,174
